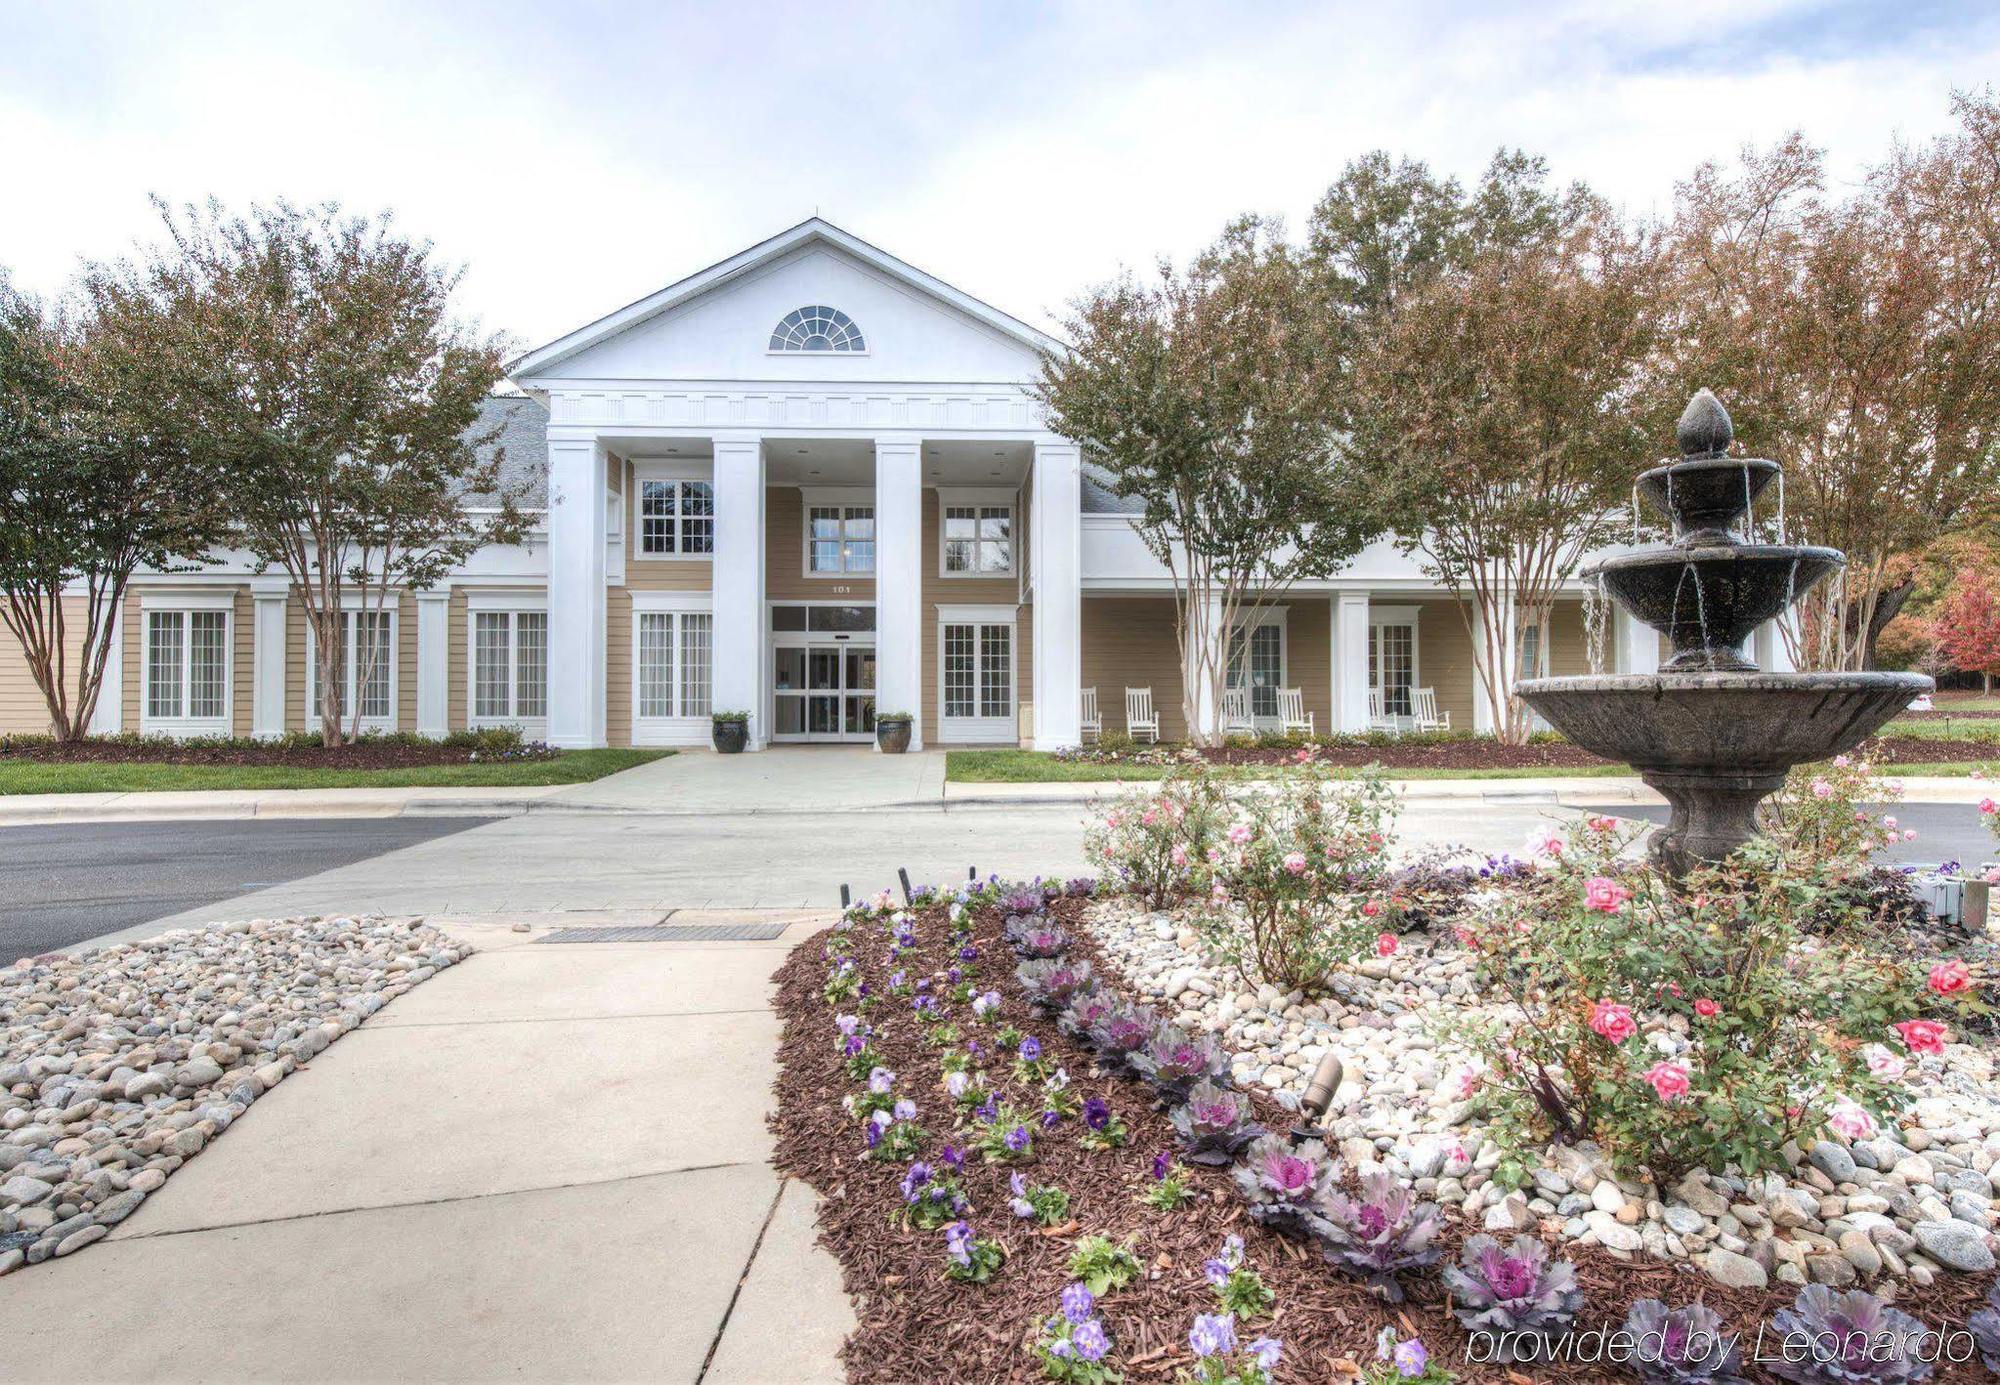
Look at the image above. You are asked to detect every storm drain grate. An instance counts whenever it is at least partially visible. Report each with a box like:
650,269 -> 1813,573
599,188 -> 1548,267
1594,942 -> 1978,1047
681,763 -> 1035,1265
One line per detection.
537,923 -> 790,944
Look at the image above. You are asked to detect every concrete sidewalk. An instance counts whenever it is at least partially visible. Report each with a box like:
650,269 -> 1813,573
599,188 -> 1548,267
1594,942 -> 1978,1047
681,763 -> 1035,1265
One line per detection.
0,915 -> 853,1384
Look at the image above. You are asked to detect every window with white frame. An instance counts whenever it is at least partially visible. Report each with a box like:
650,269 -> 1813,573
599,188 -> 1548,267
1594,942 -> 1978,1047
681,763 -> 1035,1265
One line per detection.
1226,620 -> 1285,719
471,610 -> 547,726
768,305 -> 865,352
308,608 -> 396,728
1369,619 -> 1417,717
638,479 -> 715,557
941,501 -> 1013,576
635,610 -> 712,720
143,606 -> 230,729
939,607 -> 1016,741
806,504 -> 875,574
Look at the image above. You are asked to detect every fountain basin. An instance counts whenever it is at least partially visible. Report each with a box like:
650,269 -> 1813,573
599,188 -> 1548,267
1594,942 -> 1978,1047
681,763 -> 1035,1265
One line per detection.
1635,456 -> 1781,545
1517,671 -> 1932,874
1588,545 -> 1843,671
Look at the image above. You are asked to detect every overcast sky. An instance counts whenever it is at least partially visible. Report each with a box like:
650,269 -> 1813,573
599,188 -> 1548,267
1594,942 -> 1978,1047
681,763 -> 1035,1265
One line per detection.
5,1 -> 1996,352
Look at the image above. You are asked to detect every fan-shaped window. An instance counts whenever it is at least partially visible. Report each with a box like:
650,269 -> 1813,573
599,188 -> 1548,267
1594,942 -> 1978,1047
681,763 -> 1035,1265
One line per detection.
769,305 -> 866,353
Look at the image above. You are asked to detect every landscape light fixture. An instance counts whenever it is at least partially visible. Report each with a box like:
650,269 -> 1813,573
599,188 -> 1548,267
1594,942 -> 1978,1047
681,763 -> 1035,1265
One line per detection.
1289,1052 -> 1344,1147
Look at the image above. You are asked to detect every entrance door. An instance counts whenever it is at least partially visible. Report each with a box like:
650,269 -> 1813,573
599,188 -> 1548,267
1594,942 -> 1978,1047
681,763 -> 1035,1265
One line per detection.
773,638 -> 876,742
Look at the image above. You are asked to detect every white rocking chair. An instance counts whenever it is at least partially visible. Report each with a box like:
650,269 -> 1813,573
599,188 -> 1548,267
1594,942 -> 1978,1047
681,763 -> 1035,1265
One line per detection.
1278,687 -> 1314,737
1080,686 -> 1102,743
1124,686 -> 1160,744
1412,686 -> 1451,733
1367,688 -> 1402,737
1221,687 -> 1254,736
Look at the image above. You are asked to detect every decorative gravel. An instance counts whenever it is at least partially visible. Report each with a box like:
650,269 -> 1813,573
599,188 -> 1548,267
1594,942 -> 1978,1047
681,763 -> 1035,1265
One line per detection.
0,915 -> 465,1272
1089,894 -> 2000,1295
770,895 -> 1995,1383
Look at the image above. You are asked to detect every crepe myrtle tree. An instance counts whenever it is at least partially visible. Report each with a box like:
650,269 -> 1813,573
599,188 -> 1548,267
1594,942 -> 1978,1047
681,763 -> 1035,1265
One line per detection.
90,199 -> 530,745
1660,92 -> 2000,671
1035,217 -> 1385,746
0,276 -> 232,739
1341,153 -> 1661,743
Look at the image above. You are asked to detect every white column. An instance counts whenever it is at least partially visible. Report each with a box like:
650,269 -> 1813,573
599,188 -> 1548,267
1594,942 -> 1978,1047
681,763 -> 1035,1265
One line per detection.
1472,588 -> 1517,735
1615,606 -> 1659,676
415,590 -> 451,738
711,435 -> 767,749
1031,440 -> 1083,749
547,432 -> 608,748
873,439 -> 924,751
89,596 -> 124,735
1331,591 -> 1371,732
250,582 -> 287,738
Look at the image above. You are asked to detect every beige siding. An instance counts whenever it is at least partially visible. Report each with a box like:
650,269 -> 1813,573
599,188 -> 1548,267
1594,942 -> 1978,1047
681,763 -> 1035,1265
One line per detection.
766,487 -> 876,602
448,588 -> 469,733
1082,597 -> 1187,742
920,488 -> 1029,745
1411,598 -> 1480,731
623,456 -> 713,594
0,596 -> 92,735
1286,600 -> 1331,729
231,590 -> 254,737
606,587 -> 633,747
121,588 -> 140,729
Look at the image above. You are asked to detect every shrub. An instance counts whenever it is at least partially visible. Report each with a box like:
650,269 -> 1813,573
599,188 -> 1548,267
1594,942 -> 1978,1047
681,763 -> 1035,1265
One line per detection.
1198,766 -> 1400,994
1763,1285 -> 1934,1383
1084,769 -> 1228,907
1444,818 -> 1961,1180
1316,1170 -> 1443,1302
1067,1235 -> 1142,1295
1440,1234 -> 1582,1363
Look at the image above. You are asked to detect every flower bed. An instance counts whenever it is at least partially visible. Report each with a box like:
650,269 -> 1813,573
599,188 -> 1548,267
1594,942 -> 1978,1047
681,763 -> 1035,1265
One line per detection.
0,728 -> 559,768
771,881 -> 2000,1381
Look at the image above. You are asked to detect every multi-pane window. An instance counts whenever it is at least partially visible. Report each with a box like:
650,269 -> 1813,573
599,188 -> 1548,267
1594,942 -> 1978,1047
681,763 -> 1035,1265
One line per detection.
943,622 -> 1012,720
807,505 -> 875,574
472,611 -> 548,724
1369,622 -> 1416,717
636,611 -> 712,718
1518,621 -> 1547,679
768,305 -> 866,352
1226,623 -> 1283,718
942,504 -> 1013,575
145,609 -> 228,723
311,610 -> 394,724
639,479 -> 715,556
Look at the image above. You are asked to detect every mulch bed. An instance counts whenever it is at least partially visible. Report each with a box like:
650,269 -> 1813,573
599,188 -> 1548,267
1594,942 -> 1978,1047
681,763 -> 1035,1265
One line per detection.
771,894 -> 1997,1383
0,739 -> 558,768
1080,732 -> 1998,772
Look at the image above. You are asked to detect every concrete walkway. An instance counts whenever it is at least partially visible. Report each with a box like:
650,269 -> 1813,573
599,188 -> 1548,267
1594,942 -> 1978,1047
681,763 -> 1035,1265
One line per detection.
0,916 -> 853,1384
555,744 -> 947,812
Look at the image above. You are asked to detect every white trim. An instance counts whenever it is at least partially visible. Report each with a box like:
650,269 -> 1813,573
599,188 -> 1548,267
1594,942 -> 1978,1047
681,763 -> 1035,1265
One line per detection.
936,607 -> 1018,744
464,589 -> 549,613
415,591 -> 450,739
630,590 -> 715,614
251,591 -> 288,740
1369,610 -> 1422,726
937,491 -> 1019,580
304,606 -> 400,734
139,604 -> 234,738
1368,605 -> 1421,625
631,465 -> 717,562
138,589 -> 236,612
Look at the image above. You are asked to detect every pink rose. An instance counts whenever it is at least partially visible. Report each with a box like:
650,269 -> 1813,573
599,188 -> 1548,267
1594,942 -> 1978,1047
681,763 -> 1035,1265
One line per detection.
1928,960 -> 1971,995
1693,998 -> 1718,1018
1811,779 -> 1833,800
1642,1061 -> 1690,1103
1583,877 -> 1631,913
1979,797 -> 1997,815
1171,844 -> 1188,867
1141,809 -> 1159,826
1227,825 -> 1252,845
1865,1045 -> 1906,1081
1362,898 -> 1381,918
1827,1098 -> 1874,1141
1589,1000 -> 1638,1044
1587,815 -> 1618,833
1894,1019 -> 1949,1055
1375,932 -> 1398,958
1833,754 -> 1851,768
1282,851 -> 1307,875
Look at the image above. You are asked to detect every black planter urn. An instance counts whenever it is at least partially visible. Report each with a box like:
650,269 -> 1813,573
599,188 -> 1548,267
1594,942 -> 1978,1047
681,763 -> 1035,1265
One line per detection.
712,718 -> 749,754
876,716 -> 913,754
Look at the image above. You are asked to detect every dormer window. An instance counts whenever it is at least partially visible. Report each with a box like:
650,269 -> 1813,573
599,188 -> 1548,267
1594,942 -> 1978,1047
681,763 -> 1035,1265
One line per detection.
769,305 -> 865,353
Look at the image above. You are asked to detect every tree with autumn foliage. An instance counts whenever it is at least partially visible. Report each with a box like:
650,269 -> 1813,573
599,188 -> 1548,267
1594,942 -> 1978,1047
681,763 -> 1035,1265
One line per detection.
1659,90 -> 2000,671
1938,579 -> 2000,693
1333,152 -> 1663,743
1036,218 -> 1388,745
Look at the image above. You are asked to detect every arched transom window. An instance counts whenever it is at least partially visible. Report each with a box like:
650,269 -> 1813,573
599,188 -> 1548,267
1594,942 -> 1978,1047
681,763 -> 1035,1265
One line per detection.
769,305 -> 866,353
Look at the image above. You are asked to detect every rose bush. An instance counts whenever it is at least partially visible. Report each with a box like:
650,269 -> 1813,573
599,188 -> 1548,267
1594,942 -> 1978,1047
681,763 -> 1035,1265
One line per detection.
1083,769 -> 1228,907
1196,766 -> 1401,995
1446,817 -> 1978,1180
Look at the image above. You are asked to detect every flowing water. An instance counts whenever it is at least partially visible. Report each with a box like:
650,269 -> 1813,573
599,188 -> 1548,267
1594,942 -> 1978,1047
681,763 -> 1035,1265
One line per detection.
1583,572 -> 1610,675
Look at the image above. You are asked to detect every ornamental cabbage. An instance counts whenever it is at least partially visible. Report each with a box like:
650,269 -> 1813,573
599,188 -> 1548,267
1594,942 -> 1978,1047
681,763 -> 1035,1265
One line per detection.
1440,1234 -> 1582,1359
1764,1286 -> 1935,1384
1317,1171 -> 1443,1303
1232,1134 -> 1337,1239
1169,1079 -> 1264,1166
1622,1299 -> 1748,1384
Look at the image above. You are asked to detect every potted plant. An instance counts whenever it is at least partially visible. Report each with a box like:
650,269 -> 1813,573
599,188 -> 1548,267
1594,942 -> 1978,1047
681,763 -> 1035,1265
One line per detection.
711,711 -> 750,754
875,711 -> 914,754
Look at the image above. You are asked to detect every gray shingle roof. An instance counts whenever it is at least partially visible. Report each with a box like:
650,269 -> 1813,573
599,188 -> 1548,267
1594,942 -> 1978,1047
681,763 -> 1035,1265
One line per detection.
462,394 -> 549,507
1081,462 -> 1143,515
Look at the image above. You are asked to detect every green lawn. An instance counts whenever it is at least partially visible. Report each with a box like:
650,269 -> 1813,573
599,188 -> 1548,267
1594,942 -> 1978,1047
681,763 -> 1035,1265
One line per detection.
945,750 -> 1638,783
0,748 -> 673,796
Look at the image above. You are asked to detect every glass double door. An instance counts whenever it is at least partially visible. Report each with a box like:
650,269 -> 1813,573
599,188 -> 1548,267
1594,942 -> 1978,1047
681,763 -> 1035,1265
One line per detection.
773,639 -> 876,741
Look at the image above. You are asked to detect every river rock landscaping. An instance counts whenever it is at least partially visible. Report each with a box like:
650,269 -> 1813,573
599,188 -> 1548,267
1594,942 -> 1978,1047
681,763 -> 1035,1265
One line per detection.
773,764 -> 2000,1382
0,914 -> 463,1273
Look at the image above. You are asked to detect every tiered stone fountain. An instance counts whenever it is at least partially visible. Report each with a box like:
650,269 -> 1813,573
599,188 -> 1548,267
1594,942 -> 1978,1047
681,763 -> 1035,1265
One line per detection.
1517,389 -> 1932,876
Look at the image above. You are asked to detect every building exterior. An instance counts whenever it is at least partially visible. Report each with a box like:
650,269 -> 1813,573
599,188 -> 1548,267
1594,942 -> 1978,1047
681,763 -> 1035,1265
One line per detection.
0,218 -> 1785,749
